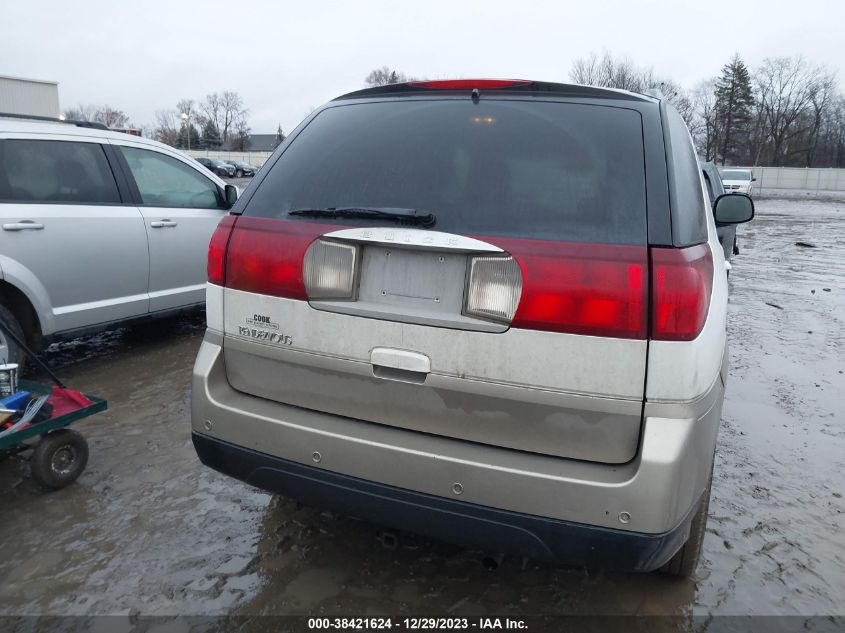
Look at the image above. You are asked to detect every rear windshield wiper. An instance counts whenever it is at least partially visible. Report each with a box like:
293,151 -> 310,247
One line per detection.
288,207 -> 436,228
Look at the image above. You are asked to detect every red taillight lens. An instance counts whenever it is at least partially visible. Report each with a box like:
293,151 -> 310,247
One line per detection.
207,215 -> 237,285
408,79 -> 532,90
225,218 -> 336,300
482,238 -> 648,339
650,244 -> 713,341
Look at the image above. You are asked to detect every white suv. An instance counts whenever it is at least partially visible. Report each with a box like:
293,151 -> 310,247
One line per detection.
0,117 -> 237,364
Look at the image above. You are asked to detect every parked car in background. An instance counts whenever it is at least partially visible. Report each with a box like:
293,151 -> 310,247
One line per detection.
0,117 -> 238,366
196,156 -> 236,178
701,160 -> 741,263
223,160 -> 258,178
192,79 -> 754,578
720,168 -> 755,196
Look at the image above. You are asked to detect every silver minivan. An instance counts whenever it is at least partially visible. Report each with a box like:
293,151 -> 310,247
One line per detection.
191,80 -> 754,576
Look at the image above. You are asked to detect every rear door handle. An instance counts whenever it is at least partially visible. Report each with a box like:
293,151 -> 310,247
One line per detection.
150,220 -> 178,228
2,220 -> 45,231
371,348 -> 430,385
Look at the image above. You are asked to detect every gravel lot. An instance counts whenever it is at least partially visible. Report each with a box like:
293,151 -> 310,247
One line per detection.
0,197 -> 843,625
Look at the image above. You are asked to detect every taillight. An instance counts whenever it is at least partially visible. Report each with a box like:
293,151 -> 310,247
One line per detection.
464,256 -> 523,323
650,244 -> 713,341
408,79 -> 532,90
481,238 -> 648,339
303,239 -> 359,300
225,218 -> 336,300
207,215 -> 237,285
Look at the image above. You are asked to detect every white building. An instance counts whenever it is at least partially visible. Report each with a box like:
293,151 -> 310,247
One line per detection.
0,75 -> 60,119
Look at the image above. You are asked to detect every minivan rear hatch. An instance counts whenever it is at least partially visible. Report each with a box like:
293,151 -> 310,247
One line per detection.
219,94 -> 651,464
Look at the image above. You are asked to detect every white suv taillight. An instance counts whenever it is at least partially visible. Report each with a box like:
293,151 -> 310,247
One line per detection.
464,255 -> 523,323
303,239 -> 359,300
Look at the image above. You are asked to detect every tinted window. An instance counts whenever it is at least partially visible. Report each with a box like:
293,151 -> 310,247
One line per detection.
0,139 -> 120,204
702,164 -> 725,206
119,147 -> 221,208
246,100 -> 648,244
665,107 -> 707,245
720,170 -> 751,180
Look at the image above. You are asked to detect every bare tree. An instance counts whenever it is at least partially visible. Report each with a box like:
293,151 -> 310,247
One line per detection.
754,57 -> 824,165
152,110 -> 180,146
176,99 -> 196,119
365,66 -> 413,87
229,118 -> 252,151
805,70 -> 837,166
94,106 -> 130,128
569,52 -> 657,93
63,104 -> 98,122
691,79 -> 719,160
219,91 -> 248,143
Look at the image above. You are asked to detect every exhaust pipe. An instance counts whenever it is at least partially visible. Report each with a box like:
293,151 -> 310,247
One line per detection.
481,553 -> 505,571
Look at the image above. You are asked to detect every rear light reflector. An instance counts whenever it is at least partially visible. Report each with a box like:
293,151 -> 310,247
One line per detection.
481,238 -> 648,339
408,79 -> 532,90
650,244 -> 713,341
303,239 -> 359,300
225,218 -> 337,300
207,215 -> 237,285
464,256 -> 523,323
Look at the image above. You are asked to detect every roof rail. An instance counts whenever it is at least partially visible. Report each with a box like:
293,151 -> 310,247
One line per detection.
0,111 -> 110,130
644,87 -> 665,99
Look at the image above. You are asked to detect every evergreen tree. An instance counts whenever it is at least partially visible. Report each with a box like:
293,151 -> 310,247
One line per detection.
176,124 -> 200,150
200,119 -> 222,149
714,54 -> 755,165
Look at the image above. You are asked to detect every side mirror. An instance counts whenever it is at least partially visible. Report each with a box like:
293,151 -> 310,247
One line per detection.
224,184 -> 239,209
752,176 -> 757,181
714,193 -> 754,225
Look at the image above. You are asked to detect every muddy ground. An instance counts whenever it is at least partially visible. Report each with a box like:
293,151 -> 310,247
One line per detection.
0,197 -> 843,625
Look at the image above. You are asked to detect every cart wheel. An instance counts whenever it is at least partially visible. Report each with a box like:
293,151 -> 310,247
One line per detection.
31,429 -> 89,490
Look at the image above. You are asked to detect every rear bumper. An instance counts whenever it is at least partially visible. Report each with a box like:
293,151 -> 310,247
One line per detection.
193,432 -> 695,571
192,333 -> 723,568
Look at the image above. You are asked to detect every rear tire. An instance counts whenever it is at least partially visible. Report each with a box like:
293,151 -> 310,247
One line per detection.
31,429 -> 89,490
660,478 -> 711,577
235,169 -> 243,178
0,303 -> 27,369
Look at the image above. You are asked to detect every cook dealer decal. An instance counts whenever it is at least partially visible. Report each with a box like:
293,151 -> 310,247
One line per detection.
239,314 -> 293,345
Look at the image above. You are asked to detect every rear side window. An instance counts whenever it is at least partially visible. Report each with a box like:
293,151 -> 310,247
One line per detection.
0,139 -> 121,204
118,146 -> 222,209
246,100 -> 648,245
702,170 -> 718,205
665,107 -> 707,245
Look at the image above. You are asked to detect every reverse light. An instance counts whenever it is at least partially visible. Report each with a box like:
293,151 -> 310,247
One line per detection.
481,238 -> 649,339
303,239 -> 359,300
464,256 -> 523,323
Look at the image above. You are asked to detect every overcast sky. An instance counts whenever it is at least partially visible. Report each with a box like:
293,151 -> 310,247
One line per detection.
3,0 -> 844,135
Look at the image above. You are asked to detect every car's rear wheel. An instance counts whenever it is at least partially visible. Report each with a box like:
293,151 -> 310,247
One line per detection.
0,303 -> 26,369
660,476 -> 711,577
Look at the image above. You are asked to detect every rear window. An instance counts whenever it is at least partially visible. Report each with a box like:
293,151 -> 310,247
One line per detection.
720,170 -> 751,181
0,139 -> 121,204
245,100 -> 648,244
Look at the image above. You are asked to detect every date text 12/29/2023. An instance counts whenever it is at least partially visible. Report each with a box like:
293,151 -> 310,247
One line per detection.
307,618 -> 528,630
